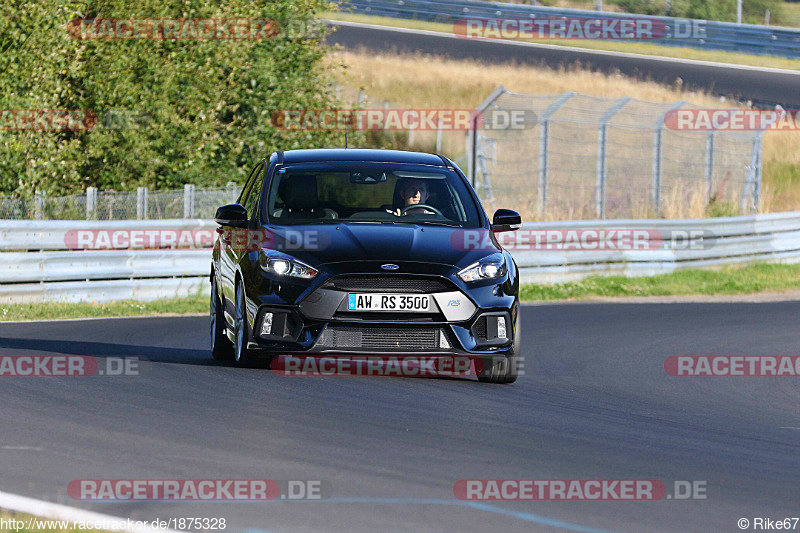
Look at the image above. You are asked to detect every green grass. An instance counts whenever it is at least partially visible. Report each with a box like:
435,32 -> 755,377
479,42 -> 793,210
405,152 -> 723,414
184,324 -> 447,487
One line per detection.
520,262 -> 800,300
0,296 -> 207,322
324,11 -> 800,70
781,2 -> 800,27
763,161 -> 800,212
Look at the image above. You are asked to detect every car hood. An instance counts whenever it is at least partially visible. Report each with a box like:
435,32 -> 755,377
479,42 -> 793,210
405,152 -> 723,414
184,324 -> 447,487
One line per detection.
264,223 -> 501,271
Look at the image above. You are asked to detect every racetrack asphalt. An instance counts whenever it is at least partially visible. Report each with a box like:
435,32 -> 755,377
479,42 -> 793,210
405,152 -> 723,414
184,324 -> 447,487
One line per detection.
1,301 -> 798,532
325,21 -> 800,109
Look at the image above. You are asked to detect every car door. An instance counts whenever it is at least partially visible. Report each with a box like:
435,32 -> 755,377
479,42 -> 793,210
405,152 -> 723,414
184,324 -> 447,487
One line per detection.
218,162 -> 264,315
234,163 -> 268,323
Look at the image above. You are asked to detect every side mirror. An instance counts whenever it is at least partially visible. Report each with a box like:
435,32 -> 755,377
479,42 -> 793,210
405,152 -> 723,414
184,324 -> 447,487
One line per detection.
215,204 -> 249,227
491,209 -> 521,232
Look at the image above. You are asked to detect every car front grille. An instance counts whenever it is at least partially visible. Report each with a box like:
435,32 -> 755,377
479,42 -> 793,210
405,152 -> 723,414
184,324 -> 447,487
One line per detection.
322,275 -> 453,293
316,325 -> 452,350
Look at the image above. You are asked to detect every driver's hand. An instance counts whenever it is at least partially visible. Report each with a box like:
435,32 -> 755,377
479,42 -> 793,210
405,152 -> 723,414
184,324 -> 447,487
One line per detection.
393,208 -> 401,216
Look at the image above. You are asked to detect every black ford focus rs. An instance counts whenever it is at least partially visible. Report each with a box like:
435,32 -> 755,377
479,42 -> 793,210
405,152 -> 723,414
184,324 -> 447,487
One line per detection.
210,149 -> 523,383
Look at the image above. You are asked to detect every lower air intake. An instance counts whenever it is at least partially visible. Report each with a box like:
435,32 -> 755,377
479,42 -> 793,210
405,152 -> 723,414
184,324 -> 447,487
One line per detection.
317,325 -> 451,350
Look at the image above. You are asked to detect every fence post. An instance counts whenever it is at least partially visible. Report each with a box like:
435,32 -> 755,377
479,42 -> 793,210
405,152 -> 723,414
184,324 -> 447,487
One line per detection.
137,187 -> 148,220
34,190 -> 44,220
358,90 -> 365,107
469,85 -> 507,187
754,132 -> 763,213
704,132 -> 715,204
652,129 -> 662,212
743,132 -> 763,214
596,126 -> 606,219
86,187 -> 97,220
477,150 -> 496,214
596,97 -> 630,219
652,101 -> 685,214
226,181 -> 238,205
184,184 -> 195,218
537,91 -> 575,218
469,122 -> 478,188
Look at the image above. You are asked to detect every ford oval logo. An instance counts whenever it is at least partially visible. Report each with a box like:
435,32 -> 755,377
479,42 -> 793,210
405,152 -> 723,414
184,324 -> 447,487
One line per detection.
381,264 -> 400,271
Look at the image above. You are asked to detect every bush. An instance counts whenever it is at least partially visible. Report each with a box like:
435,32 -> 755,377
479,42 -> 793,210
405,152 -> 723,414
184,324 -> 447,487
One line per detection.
0,0 -> 352,196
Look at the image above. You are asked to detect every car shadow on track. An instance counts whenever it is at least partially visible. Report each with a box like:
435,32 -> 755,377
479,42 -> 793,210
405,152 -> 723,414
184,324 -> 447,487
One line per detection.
0,336 -> 229,367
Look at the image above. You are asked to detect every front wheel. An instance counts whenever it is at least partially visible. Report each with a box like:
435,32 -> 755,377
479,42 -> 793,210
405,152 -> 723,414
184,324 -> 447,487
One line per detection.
210,276 -> 233,361
477,312 -> 521,384
477,355 -> 519,384
233,281 -> 259,367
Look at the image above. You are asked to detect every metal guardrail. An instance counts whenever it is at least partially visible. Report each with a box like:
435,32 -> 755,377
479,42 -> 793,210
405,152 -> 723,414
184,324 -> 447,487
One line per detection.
0,220 -> 214,305
511,211 -> 800,282
1,213 -> 799,303
0,184 -> 241,221
338,0 -> 800,58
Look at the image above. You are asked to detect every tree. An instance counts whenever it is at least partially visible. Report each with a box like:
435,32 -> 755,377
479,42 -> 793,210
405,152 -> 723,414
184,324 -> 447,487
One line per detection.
0,0 -> 345,196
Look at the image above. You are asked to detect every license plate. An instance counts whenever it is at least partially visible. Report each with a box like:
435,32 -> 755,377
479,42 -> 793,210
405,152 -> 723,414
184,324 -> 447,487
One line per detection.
347,293 -> 430,312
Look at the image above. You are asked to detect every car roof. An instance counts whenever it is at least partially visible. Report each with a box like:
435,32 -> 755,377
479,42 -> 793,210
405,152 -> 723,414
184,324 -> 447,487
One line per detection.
279,149 -> 447,166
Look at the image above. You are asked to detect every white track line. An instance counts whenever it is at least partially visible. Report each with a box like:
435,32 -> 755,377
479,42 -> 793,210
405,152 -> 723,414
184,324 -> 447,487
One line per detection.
325,19 -> 800,75
0,490 -> 179,533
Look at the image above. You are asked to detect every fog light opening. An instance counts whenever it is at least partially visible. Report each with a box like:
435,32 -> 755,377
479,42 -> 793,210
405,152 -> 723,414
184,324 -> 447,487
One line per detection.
261,312 -> 273,336
497,316 -> 507,340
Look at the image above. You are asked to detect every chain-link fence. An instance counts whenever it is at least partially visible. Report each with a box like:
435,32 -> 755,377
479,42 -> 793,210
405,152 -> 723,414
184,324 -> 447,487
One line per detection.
467,87 -> 763,220
0,183 -> 242,220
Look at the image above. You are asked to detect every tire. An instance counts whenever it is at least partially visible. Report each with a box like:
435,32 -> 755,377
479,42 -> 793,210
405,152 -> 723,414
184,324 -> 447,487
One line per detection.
477,355 -> 519,384
477,313 -> 521,384
210,276 -> 234,361
233,281 -> 259,367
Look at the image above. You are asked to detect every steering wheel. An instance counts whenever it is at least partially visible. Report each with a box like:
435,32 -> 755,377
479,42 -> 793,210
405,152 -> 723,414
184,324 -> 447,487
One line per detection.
400,204 -> 443,216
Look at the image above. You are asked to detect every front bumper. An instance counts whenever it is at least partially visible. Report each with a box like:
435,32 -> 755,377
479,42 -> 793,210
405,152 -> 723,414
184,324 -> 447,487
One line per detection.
247,273 -> 518,356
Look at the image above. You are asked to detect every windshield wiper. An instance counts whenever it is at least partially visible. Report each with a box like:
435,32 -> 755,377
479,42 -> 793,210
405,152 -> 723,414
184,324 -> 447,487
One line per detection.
416,221 -> 462,227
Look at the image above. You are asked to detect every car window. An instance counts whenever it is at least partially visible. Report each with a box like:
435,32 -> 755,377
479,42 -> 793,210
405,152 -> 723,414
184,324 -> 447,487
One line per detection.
237,162 -> 264,206
242,164 -> 265,220
263,162 -> 482,227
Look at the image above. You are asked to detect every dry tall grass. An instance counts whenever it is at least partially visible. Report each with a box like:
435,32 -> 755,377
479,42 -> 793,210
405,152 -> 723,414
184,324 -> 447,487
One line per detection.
330,51 -> 800,218
329,50 -> 800,217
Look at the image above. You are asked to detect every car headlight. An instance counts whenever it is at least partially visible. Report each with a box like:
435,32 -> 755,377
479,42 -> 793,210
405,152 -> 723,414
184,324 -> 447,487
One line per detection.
260,253 -> 318,280
457,254 -> 507,283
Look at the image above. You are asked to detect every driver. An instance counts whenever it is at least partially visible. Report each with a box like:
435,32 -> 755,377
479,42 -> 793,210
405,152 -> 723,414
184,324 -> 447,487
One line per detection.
392,178 -> 435,216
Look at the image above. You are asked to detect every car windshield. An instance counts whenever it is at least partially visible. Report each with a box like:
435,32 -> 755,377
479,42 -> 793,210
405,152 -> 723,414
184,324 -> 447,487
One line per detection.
262,162 -> 482,227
